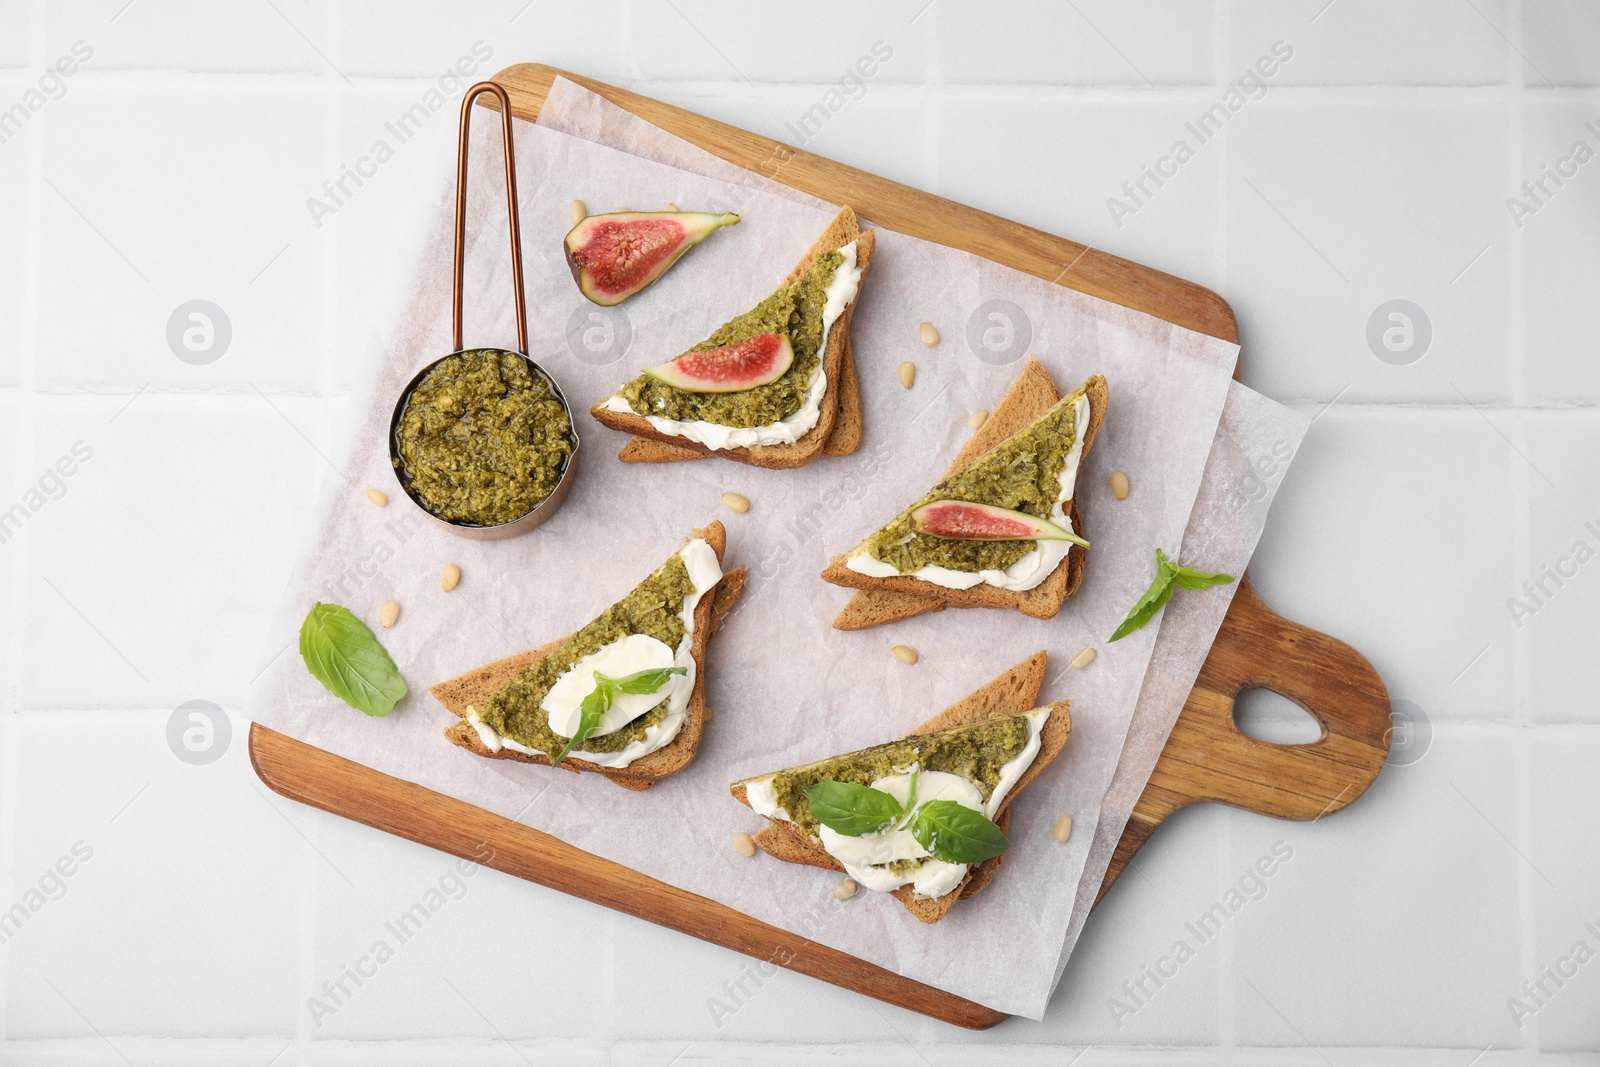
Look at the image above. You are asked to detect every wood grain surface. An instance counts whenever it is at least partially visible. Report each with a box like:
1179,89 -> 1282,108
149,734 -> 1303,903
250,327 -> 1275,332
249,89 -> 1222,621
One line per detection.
251,65 -> 1392,1030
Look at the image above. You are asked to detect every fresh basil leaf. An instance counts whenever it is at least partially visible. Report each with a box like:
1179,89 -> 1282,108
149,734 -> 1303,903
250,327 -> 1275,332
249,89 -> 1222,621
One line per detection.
1171,563 -> 1235,590
1109,553 -> 1180,643
605,666 -> 688,695
804,781 -> 904,837
1108,549 -> 1235,642
910,800 -> 1011,864
299,602 -> 408,716
548,665 -> 689,765
552,680 -> 614,766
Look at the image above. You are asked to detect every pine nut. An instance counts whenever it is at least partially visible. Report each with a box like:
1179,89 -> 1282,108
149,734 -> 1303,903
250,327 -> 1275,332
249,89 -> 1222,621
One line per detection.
703,706 -> 714,722
722,491 -> 751,514
569,199 -> 585,225
968,409 -> 988,429
1053,814 -> 1074,843
892,644 -> 918,665
366,488 -> 388,507
379,600 -> 400,628
667,202 -> 679,212
898,362 -> 915,389
616,205 -> 632,213
919,321 -> 939,345
1110,470 -> 1130,500
441,564 -> 461,592
1070,647 -> 1097,669
833,879 -> 859,900
734,832 -> 757,858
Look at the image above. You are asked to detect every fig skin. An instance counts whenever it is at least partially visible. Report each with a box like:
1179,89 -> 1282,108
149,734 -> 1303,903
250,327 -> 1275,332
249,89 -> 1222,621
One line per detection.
643,332 -> 794,394
564,210 -> 739,306
910,501 -> 1089,547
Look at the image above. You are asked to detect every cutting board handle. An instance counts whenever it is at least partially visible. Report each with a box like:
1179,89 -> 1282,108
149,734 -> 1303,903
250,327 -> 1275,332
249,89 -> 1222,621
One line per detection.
1191,576 -> 1392,811
1103,576 -> 1392,896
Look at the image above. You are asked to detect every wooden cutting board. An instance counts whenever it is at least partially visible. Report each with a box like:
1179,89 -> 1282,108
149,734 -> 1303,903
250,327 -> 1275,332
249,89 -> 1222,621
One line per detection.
251,65 -> 1392,1030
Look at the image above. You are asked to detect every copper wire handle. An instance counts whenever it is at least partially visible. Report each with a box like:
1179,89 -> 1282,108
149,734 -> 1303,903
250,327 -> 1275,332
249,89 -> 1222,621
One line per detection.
453,81 -> 528,354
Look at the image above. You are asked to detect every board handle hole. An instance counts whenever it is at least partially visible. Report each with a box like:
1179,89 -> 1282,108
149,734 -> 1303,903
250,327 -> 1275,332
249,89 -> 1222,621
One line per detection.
1232,687 -> 1324,746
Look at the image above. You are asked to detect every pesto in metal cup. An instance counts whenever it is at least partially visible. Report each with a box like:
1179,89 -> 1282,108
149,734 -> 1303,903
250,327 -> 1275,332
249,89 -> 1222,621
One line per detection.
389,348 -> 580,538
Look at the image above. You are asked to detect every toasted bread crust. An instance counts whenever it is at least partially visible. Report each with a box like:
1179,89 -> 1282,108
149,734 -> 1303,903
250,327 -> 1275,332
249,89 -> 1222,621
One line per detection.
823,361 -> 1108,625
431,523 -> 744,789
593,209 -> 874,470
819,332 -> 863,457
729,652 -> 1070,922
831,584 -> 947,631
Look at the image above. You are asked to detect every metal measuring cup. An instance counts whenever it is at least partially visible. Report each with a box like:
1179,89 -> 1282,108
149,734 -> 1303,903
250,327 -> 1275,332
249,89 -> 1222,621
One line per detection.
388,81 -> 580,541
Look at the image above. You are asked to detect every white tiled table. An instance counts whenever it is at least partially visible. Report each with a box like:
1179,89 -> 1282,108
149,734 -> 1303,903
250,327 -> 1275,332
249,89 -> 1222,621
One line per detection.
3,1 -> 1596,1063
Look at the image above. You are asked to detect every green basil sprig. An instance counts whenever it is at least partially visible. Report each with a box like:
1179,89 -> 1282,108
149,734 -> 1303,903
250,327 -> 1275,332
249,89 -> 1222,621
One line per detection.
552,666 -> 686,765
806,781 -> 905,836
909,800 -> 1011,864
1108,548 -> 1234,643
803,772 -> 1010,865
299,602 -> 408,716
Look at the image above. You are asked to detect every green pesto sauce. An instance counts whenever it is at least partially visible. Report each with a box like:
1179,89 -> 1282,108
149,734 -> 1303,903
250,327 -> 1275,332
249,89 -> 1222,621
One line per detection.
475,553 -> 694,755
770,715 -> 1032,837
394,350 -> 574,527
863,387 -> 1086,574
616,249 -> 845,427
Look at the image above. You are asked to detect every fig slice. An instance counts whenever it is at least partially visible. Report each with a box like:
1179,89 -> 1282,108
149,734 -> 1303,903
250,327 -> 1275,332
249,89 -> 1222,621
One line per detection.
910,500 -> 1089,548
643,332 -> 794,394
564,210 -> 739,306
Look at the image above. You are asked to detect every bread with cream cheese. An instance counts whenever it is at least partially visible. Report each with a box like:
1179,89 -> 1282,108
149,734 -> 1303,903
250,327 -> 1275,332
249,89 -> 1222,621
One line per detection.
729,652 -> 1070,923
431,522 -> 745,790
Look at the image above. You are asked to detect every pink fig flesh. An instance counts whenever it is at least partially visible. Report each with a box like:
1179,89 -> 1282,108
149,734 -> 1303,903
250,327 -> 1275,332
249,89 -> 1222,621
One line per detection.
564,210 -> 739,306
643,332 -> 794,394
909,500 -> 1089,547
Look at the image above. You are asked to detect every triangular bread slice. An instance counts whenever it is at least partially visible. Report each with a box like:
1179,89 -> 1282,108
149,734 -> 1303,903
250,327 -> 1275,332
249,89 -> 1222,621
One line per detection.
616,333 -> 862,463
823,359 -> 1107,627
431,522 -> 746,790
593,206 -> 874,470
729,652 -> 1069,923
829,359 -> 1065,630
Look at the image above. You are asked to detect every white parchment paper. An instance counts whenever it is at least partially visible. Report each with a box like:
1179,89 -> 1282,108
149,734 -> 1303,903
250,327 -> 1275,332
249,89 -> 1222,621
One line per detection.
1049,380 -> 1311,999
249,83 -> 1256,1018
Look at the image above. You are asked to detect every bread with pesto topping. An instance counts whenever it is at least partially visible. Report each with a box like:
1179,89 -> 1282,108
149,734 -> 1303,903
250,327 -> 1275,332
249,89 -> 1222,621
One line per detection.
430,522 -> 745,790
592,206 -> 874,470
729,651 -> 1070,923
822,359 -> 1108,628
615,333 -> 863,463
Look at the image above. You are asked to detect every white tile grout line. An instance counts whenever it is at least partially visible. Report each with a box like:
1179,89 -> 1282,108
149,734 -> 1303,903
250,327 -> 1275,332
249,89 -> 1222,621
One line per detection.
1506,5 -> 1537,1055
1516,721 -> 1542,1055
622,0 -> 639,85
0,719 -> 15,1055
1506,5 -> 1532,736
295,8 -> 343,1059
320,6 -> 342,450
23,68 -> 1564,97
